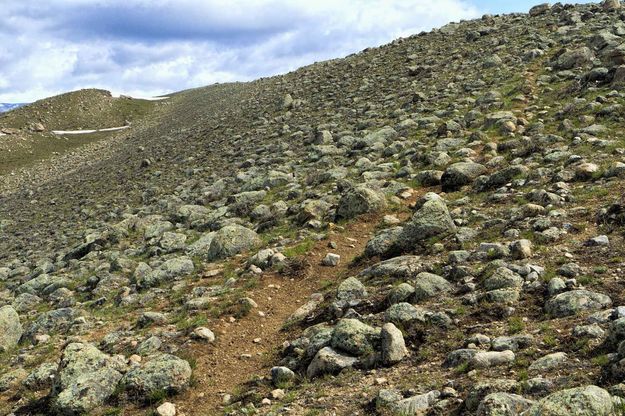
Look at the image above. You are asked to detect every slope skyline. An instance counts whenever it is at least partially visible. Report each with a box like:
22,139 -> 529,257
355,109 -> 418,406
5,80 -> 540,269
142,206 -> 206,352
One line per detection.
1,0 -> 595,103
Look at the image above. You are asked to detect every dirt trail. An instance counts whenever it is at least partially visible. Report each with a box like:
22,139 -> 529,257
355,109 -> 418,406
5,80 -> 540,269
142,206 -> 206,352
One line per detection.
174,213 -> 388,415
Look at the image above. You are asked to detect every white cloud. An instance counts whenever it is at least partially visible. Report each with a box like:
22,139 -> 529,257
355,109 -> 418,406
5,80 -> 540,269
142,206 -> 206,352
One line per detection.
0,0 -> 481,102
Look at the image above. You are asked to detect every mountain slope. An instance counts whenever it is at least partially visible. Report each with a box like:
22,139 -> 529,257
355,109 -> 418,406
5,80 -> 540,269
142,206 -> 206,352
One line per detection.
2,1 -> 625,415
0,103 -> 26,113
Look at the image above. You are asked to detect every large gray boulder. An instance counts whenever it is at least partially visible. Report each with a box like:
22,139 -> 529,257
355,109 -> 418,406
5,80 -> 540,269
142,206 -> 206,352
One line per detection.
381,323 -> 407,365
365,226 -> 404,258
413,272 -> 453,302
17,274 -> 72,296
602,0 -> 621,11
306,347 -> 358,379
336,277 -> 367,301
526,385 -> 614,415
207,224 -> 261,261
554,47 -> 595,70
336,186 -> 386,220
359,256 -> 424,282
136,256 -> 194,289
441,162 -> 487,192
545,290 -> 612,317
51,343 -> 124,415
477,392 -> 535,416
330,318 -> 380,356
392,193 -> 456,254
123,354 -> 192,400
0,305 -> 22,351
389,390 -> 441,415
470,350 -> 515,369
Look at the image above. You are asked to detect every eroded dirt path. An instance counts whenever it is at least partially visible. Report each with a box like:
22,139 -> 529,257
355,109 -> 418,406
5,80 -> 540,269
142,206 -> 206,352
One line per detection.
175,213 -> 387,415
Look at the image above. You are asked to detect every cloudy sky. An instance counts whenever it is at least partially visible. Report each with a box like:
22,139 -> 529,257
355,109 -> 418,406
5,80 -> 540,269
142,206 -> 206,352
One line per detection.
0,0 -> 595,103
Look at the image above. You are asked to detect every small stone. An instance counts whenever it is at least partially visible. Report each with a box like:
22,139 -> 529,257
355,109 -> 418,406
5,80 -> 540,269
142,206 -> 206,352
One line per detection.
470,350 -> 515,369
322,253 -> 341,267
511,239 -> 532,259
271,366 -> 296,386
585,235 -> 610,247
157,402 -> 176,416
192,327 -> 216,342
271,389 -> 285,400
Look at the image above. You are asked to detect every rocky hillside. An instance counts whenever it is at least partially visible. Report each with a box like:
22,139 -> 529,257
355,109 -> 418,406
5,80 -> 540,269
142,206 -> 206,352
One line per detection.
2,1 -> 625,415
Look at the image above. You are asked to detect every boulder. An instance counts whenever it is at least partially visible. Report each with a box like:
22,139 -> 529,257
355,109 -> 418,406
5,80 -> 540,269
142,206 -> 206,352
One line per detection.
271,366 -> 296,386
0,305 -> 22,351
554,47 -> 595,70
545,290 -> 612,317
413,272 -> 453,302
381,323 -> 407,365
398,193 -> 456,251
306,347 -> 358,379
336,186 -> 386,220
51,343 -> 123,415
123,354 -> 192,400
526,385 -> 614,415
441,162 -> 487,192
477,392 -> 535,416
330,318 -> 380,356
470,350 -> 515,369
207,225 -> 260,261
359,256 -> 424,282
336,277 -> 367,301
529,352 -> 568,372
529,3 -> 551,16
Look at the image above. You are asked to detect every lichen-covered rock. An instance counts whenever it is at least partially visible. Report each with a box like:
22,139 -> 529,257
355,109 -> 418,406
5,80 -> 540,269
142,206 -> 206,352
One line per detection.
358,256 -> 424,282
123,354 -> 192,400
51,343 -> 124,415
413,272 -> 453,301
0,368 -> 27,392
526,385 -> 614,415
23,307 -> 82,342
400,193 -> 456,249
545,290 -> 612,317
306,347 -> 358,379
207,224 -> 260,261
336,277 -> 367,301
387,283 -> 415,304
0,305 -> 22,351
23,362 -> 57,391
381,323 -> 407,365
336,185 -> 386,220
470,350 -> 515,369
330,318 -> 380,356
529,352 -> 568,372
384,302 -> 426,325
441,162 -> 487,192
364,226 -> 404,258
271,366 -> 296,386
477,392 -> 535,416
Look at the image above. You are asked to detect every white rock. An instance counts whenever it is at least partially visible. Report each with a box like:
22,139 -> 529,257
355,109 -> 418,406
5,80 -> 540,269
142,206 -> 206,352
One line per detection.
157,402 -> 176,416
322,253 -> 341,266
193,327 -> 216,342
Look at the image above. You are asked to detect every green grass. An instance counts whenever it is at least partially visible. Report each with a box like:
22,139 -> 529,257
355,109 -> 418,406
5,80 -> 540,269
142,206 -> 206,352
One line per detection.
591,354 -> 610,367
283,239 -> 316,258
507,316 -> 525,334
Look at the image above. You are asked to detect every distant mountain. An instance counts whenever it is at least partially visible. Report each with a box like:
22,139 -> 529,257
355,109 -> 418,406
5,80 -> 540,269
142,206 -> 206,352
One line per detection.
0,103 -> 26,113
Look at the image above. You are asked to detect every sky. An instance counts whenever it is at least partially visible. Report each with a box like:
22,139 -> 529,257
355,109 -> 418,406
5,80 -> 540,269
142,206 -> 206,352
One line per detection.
0,0 -> 596,103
